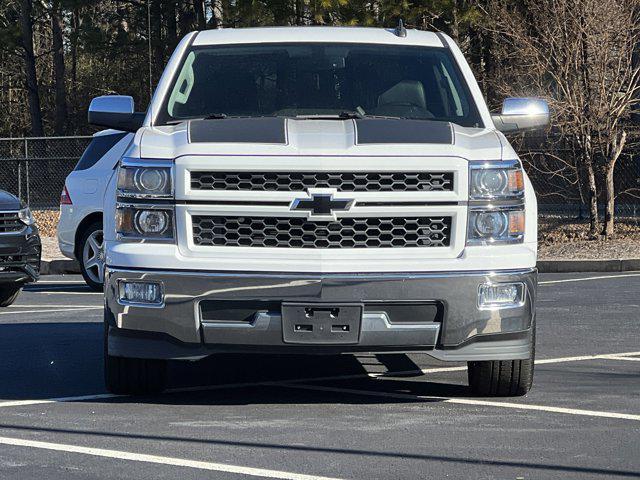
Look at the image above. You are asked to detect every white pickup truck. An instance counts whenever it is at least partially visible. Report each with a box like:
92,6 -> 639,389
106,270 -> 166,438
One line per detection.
90,26 -> 549,396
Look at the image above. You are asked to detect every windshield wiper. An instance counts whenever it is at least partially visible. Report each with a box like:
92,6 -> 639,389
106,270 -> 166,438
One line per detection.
203,113 -> 228,119
338,109 -> 365,119
165,113 -> 282,125
295,107 -> 367,120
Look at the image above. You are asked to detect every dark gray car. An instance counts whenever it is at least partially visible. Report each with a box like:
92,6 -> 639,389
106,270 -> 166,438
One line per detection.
0,190 -> 41,306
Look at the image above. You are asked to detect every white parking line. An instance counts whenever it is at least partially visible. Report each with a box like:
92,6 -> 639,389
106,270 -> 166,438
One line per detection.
25,285 -> 94,290
0,365 -> 466,411
0,436 -> 345,480
286,384 -> 640,422
539,272 -> 640,285
0,307 -> 102,316
535,351 -> 640,364
281,365 -> 467,385
287,351 -> 640,384
9,305 -> 100,308
598,355 -> 640,362
0,394 -> 119,409
22,291 -> 102,295
1,350 -> 638,411
0,380 -> 297,409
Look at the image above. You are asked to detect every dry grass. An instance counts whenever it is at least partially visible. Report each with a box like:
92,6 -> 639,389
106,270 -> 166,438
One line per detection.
538,217 -> 640,259
33,209 -> 60,237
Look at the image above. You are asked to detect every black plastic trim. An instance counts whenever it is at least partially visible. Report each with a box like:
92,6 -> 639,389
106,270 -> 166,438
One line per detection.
354,118 -> 453,145
88,112 -> 145,133
189,117 -> 287,144
439,329 -> 531,350
434,32 -> 448,48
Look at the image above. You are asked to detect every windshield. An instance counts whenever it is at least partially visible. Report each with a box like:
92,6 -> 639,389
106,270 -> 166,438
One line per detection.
157,42 -> 483,127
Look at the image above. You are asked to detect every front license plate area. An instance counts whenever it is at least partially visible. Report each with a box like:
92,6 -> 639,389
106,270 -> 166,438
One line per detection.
282,303 -> 362,344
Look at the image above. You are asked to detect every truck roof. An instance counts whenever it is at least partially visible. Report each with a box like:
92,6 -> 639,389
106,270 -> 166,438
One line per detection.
192,26 -> 446,48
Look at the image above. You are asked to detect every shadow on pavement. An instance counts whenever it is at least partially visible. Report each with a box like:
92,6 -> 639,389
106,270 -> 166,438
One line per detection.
0,321 -> 472,403
23,283 -> 95,293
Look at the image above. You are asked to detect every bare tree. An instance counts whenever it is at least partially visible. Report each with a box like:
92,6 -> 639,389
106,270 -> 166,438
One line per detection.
19,0 -> 44,136
194,0 -> 206,29
485,0 -> 640,237
587,2 -> 640,236
51,0 -> 68,135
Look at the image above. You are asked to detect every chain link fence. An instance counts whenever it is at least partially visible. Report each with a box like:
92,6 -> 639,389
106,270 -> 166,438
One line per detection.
0,134 -> 639,216
0,136 -> 92,208
516,134 -> 640,218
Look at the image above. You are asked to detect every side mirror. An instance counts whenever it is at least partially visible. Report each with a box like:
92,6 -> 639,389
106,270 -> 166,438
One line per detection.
88,95 -> 145,132
492,97 -> 549,133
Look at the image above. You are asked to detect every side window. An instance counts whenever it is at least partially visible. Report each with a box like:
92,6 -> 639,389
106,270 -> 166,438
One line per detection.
74,132 -> 127,171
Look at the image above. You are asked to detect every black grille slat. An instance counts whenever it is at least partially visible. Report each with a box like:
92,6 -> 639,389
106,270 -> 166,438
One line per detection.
0,224 -> 23,233
192,216 -> 451,249
0,213 -> 23,233
191,172 -> 453,192
0,254 -> 27,267
0,253 -> 40,272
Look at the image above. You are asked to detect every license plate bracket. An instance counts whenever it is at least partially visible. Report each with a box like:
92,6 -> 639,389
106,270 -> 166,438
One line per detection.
281,303 -> 362,344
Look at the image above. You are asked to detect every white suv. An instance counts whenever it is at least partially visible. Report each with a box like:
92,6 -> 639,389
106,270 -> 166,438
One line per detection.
57,130 -> 132,290
89,26 -> 548,396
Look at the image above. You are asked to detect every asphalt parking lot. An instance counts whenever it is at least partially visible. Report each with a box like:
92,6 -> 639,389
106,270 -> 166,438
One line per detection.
0,272 -> 638,479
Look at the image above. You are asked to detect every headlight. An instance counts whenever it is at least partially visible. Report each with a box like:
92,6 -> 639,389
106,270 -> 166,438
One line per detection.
116,206 -> 174,240
469,161 -> 524,200
136,210 -> 169,234
117,164 -> 172,198
18,207 -> 35,226
467,208 -> 524,245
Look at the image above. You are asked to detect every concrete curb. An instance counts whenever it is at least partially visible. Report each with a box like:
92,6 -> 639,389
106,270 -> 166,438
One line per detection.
537,259 -> 640,273
40,258 -> 81,275
39,258 -> 640,275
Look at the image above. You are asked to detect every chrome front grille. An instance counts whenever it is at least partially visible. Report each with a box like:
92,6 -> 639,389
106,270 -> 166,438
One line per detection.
0,212 -> 23,233
190,171 -> 454,192
192,215 -> 452,249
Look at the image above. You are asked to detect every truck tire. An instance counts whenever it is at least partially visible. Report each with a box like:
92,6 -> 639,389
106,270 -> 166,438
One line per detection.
467,357 -> 534,396
0,287 -> 21,307
468,325 -> 536,397
105,354 -> 168,395
104,322 -> 167,395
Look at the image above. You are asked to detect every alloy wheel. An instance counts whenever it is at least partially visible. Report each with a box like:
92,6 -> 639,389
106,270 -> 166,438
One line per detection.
82,229 -> 104,285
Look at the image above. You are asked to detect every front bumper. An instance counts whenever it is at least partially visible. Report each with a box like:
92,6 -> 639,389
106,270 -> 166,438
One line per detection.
0,225 -> 41,284
105,267 -> 536,361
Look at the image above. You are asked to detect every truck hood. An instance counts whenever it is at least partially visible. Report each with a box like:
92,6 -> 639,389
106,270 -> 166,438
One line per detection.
0,190 -> 21,210
137,117 -> 504,161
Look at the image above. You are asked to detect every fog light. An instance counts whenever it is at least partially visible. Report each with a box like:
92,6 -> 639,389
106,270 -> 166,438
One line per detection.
118,281 -> 163,306
478,282 -> 525,309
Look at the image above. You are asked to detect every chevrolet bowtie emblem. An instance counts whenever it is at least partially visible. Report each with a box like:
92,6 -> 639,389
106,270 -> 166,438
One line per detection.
290,193 -> 354,216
